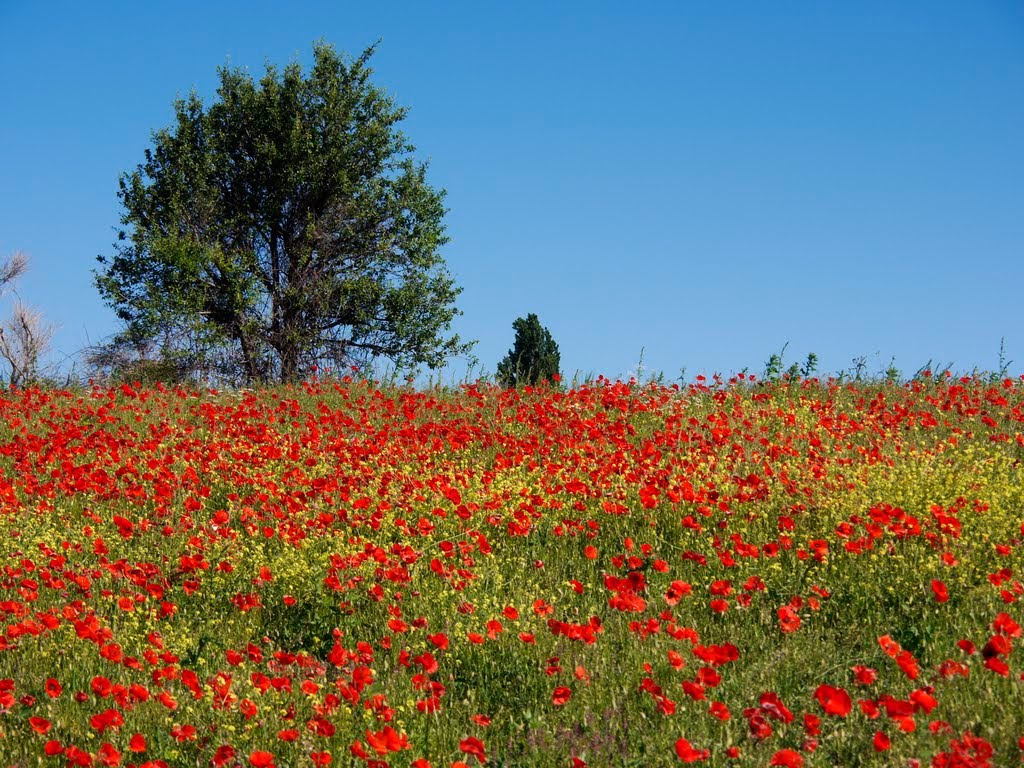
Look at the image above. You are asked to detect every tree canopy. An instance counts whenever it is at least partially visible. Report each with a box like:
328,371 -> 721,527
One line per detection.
95,42 -> 471,384
496,313 -> 560,388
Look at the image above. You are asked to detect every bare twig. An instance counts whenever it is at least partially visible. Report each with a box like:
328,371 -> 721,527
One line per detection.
0,251 -> 29,295
0,301 -> 56,386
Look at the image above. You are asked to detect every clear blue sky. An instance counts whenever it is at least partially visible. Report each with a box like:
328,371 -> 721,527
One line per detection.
1,1 -> 1022,382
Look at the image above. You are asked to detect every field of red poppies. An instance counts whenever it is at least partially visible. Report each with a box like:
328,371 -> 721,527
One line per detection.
0,373 -> 1022,767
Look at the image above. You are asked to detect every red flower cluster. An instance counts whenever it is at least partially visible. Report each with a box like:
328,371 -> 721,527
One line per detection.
0,374 -> 1020,765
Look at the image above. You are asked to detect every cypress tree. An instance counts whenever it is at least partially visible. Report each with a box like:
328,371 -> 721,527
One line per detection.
496,313 -> 560,388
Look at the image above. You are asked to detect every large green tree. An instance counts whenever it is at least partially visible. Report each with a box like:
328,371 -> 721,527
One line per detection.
95,42 -> 471,384
496,313 -> 560,388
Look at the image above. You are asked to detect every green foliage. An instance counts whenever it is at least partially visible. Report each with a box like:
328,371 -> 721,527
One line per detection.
763,342 -> 788,382
765,345 -> 822,383
84,338 -> 201,387
800,352 -> 818,378
995,337 -> 1013,382
496,313 -> 560,388
95,42 -> 472,384
851,355 -> 869,381
885,357 -> 902,383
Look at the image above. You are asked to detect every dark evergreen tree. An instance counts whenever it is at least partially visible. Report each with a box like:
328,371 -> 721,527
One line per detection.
496,313 -> 560,388
95,42 -> 471,384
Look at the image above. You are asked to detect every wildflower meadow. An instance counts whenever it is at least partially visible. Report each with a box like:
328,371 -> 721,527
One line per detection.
0,372 -> 1022,767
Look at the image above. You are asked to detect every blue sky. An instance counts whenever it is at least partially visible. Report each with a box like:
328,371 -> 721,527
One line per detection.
1,1 -> 1022,382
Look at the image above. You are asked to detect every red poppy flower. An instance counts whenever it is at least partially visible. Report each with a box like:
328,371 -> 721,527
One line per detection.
804,713 -> 821,736
983,634 -> 1012,659
910,688 -> 938,713
758,691 -> 794,723
91,676 -> 113,698
994,612 -> 1022,637
366,726 -> 409,755
747,714 -> 772,740
674,738 -> 710,762
709,701 -> 731,720
90,708 -> 124,733
984,657 -> 1010,676
171,724 -> 196,741
44,740 -> 63,756
460,736 -> 487,764
769,749 -> 804,767
958,639 -> 976,655
814,684 -> 852,717
665,580 -> 692,605
777,606 -> 801,633
878,635 -> 900,657
896,650 -> 920,680
852,665 -> 877,685
552,687 -> 572,706
249,752 -> 275,768
97,743 -> 121,767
